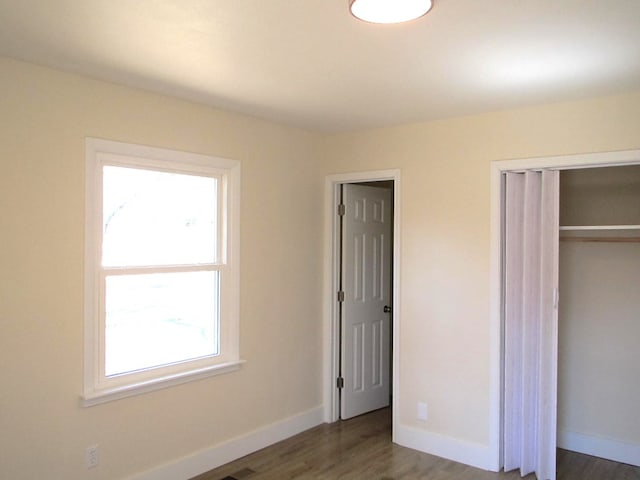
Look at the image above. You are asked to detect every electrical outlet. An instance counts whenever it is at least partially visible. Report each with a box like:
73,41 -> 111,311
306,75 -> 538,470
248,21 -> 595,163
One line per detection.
417,402 -> 428,421
86,445 -> 99,469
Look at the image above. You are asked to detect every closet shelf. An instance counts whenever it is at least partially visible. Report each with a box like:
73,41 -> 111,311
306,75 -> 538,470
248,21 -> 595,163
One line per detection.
560,225 -> 640,243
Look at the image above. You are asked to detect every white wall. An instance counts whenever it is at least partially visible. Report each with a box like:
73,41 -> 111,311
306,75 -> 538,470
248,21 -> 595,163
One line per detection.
558,166 -> 640,464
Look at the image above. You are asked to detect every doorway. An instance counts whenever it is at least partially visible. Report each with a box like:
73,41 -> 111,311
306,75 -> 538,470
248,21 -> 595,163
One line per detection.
339,181 -> 393,419
489,149 -> 640,474
323,170 -> 401,428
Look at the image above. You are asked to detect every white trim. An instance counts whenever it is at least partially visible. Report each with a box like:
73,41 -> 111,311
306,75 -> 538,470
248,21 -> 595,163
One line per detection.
558,429 -> 640,467
487,164 -> 504,471
87,138 -> 240,171
323,169 -> 401,431
489,149 -> 640,470
124,406 -> 324,480
322,180 -> 342,423
81,360 -> 245,407
490,149 -> 640,172
395,424 -> 490,470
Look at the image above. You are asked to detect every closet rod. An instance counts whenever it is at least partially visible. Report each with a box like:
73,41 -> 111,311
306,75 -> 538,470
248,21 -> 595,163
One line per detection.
559,225 -> 640,231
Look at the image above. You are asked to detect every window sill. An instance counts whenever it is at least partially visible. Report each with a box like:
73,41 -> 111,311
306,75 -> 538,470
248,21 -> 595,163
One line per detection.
81,360 -> 246,407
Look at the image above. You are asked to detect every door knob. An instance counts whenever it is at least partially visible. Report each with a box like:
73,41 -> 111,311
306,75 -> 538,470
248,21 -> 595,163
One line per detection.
383,305 -> 392,313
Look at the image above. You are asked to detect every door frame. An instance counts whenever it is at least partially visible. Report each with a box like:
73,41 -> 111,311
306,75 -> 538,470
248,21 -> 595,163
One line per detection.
489,149 -> 640,471
323,169 -> 401,430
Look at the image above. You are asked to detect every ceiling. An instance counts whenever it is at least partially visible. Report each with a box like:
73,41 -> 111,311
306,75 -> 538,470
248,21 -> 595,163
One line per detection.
1,0 -> 639,133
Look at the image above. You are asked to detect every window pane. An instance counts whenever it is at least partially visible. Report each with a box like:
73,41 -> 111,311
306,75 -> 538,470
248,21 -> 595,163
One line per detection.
105,271 -> 219,377
103,166 -> 217,267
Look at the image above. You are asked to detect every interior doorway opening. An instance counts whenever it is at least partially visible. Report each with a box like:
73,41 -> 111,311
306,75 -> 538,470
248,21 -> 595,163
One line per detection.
323,170 -> 401,433
337,181 -> 394,420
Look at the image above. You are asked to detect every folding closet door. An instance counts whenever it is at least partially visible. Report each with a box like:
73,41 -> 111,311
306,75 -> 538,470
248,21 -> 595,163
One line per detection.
503,170 -> 559,480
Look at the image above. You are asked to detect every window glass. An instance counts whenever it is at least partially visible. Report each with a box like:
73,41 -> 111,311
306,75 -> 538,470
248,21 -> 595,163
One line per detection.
105,271 -> 219,376
102,166 -> 218,267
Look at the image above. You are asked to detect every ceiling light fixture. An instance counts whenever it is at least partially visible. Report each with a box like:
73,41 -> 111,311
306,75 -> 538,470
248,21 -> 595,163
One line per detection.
349,0 -> 433,24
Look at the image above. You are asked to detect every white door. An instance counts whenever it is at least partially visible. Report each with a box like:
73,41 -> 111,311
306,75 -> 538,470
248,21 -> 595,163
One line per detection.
340,183 -> 392,419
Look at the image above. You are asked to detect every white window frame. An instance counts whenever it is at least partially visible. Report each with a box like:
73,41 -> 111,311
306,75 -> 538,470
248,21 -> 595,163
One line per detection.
82,138 -> 242,407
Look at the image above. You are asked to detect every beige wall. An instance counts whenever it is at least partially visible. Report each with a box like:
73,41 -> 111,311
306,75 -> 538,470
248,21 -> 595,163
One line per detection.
558,243 -> 640,444
321,92 -> 640,446
0,57 -> 324,480
2,53 -> 640,479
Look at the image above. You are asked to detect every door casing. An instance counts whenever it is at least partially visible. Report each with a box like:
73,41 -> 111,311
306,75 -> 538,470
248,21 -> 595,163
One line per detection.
323,170 -> 401,433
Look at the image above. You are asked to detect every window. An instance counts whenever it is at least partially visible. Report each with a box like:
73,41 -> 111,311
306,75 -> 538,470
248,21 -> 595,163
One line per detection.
83,138 -> 241,406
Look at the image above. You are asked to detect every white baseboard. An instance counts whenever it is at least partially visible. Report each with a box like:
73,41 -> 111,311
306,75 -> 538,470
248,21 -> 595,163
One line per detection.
394,424 -> 491,470
558,429 -> 640,467
126,406 -> 325,480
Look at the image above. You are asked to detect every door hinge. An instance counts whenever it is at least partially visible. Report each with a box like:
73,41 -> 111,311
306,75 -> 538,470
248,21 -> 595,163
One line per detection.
337,377 -> 344,389
337,203 -> 346,216
337,291 -> 345,302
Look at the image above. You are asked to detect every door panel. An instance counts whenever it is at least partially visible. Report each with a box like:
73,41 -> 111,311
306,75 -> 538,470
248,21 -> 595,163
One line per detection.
341,184 -> 392,419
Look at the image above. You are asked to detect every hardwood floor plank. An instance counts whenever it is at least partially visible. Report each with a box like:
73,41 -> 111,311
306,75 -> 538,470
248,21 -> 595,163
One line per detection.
192,408 -> 639,480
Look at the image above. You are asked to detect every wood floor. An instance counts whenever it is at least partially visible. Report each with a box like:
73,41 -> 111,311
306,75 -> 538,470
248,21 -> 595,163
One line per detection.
192,408 -> 640,480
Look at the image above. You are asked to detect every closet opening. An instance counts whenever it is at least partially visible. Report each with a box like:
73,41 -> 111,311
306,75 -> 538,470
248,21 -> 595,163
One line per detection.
557,165 -> 640,467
